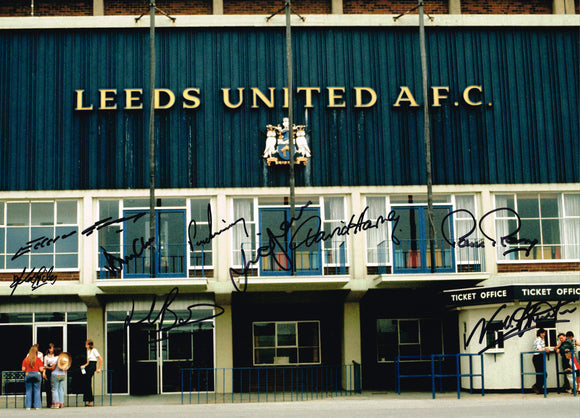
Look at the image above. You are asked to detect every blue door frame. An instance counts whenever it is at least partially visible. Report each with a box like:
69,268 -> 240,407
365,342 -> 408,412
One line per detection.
258,207 -> 322,276
392,206 -> 455,274
123,209 -> 186,278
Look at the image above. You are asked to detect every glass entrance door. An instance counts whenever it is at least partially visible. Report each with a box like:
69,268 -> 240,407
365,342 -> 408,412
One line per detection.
392,206 -> 455,273
123,210 -> 186,278
129,324 -> 158,395
35,324 -> 65,354
258,207 -> 321,276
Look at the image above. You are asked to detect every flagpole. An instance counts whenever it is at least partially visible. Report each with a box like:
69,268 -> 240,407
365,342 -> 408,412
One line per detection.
285,0 -> 296,275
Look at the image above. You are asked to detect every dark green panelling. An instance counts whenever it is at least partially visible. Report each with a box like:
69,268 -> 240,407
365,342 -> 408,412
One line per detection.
0,27 -> 578,190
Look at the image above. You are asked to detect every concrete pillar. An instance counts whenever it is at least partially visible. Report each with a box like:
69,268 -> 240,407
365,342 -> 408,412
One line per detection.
448,0 -> 461,14
553,0 -> 576,14
213,0 -> 224,15
93,0 -> 104,16
331,0 -> 343,14
342,301 -> 361,390
214,303 -> 233,393
86,305 -> 106,395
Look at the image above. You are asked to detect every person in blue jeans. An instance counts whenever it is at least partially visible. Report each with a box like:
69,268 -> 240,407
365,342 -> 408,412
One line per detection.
22,345 -> 45,409
51,349 -> 71,408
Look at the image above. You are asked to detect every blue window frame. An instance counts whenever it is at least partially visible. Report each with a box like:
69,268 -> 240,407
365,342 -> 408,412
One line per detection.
258,207 -> 322,276
123,210 -> 186,278
392,206 -> 455,273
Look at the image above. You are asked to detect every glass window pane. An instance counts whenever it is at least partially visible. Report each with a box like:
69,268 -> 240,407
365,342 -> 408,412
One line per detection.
540,195 -> 559,218
0,203 -> 4,225
520,220 -> 541,244
55,254 -> 77,268
7,203 -> 29,226
541,220 -> 560,245
495,195 -> 515,213
35,312 -> 65,322
254,323 -> 275,347
123,199 -> 149,208
31,254 -> 53,267
159,198 -> 185,207
399,320 -> 419,344
255,348 -> 275,364
67,312 -> 87,322
517,195 -> 539,218
277,323 -> 296,346
377,319 -> 397,362
55,227 -> 78,253
6,228 -> 29,253
57,201 -> 77,224
190,199 -> 210,221
31,202 -> 54,226
298,322 -> 319,346
299,347 -> 319,363
276,348 -> 297,364
30,227 -> 54,253
399,345 -> 421,357
100,200 -> 119,219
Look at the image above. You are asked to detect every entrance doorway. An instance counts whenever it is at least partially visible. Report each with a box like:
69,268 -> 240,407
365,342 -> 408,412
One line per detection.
128,322 -> 214,394
34,324 -> 65,355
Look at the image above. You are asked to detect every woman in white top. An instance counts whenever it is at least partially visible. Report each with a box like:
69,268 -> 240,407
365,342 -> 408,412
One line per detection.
80,339 -> 102,407
43,343 -> 58,408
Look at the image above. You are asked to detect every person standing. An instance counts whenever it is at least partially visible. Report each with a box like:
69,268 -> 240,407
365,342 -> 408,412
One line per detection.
531,328 -> 550,394
51,349 -> 71,408
43,343 -> 57,408
22,345 -> 45,410
80,339 -> 102,407
555,333 -> 573,390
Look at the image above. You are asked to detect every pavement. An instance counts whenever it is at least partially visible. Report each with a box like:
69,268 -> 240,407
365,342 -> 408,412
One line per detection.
1,391 -> 579,417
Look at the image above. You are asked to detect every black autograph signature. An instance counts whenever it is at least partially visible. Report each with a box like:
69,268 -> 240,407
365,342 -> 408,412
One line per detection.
465,300 -> 576,354
9,266 -> 58,296
123,286 -> 225,342
442,208 -> 538,257
228,202 -> 396,292
100,236 -> 155,273
188,204 -> 249,249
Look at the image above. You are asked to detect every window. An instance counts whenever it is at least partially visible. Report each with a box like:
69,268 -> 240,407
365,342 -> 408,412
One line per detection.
1,201 -> 78,270
232,197 -> 347,276
97,199 -> 187,278
376,318 -> 443,362
366,197 -> 389,265
253,321 -> 320,365
485,321 -> 504,353
495,193 -> 580,261
323,197 -> 347,272
189,199 -> 213,269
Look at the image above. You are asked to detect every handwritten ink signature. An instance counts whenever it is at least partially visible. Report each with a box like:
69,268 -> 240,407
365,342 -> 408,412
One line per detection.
100,236 -> 155,273
11,231 -> 78,261
465,300 -> 577,354
228,202 -> 395,292
9,266 -> 58,296
442,208 -> 538,257
188,203 -> 249,249
123,286 -> 225,341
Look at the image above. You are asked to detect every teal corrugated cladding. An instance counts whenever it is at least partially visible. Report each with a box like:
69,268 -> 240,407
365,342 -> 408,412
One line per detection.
0,27 -> 577,190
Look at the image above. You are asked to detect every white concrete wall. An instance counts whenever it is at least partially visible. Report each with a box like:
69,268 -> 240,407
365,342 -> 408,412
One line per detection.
458,302 -> 580,390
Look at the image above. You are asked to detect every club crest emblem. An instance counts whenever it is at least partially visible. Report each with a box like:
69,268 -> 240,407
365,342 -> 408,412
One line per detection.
263,117 -> 310,166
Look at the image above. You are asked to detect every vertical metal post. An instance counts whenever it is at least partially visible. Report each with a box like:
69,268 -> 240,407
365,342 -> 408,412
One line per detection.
149,1 -> 156,278
418,1 -> 436,272
286,1 -> 296,275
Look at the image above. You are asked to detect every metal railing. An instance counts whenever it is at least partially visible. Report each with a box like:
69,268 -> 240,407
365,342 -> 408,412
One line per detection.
520,351 -> 548,397
180,363 -> 361,404
236,241 -> 347,277
395,354 -> 484,399
554,351 -> 578,396
375,238 -> 485,274
2,369 -> 113,408
98,244 -> 186,278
